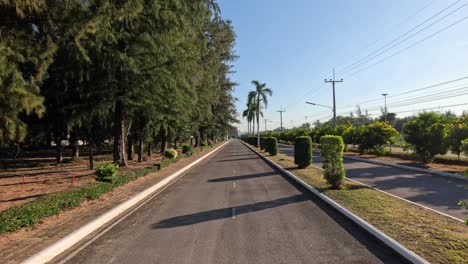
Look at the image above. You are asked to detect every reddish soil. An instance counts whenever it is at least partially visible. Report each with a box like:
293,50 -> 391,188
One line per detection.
0,144 -> 222,264
0,150 -> 167,211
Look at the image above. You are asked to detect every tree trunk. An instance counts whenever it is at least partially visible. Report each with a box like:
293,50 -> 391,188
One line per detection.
257,98 -> 260,147
71,144 -> 79,160
137,137 -> 143,162
147,142 -> 152,157
55,136 -> 62,164
199,128 -> 205,144
127,135 -> 133,160
160,130 -> 167,153
113,100 -> 127,166
88,142 -> 94,170
173,138 -> 178,149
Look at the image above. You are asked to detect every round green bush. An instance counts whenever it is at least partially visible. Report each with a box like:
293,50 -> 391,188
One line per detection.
164,148 -> 178,159
95,163 -> 117,182
181,144 -> 193,155
265,137 -> 278,156
294,136 -> 312,168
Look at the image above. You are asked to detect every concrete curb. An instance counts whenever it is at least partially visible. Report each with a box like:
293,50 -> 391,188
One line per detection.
22,141 -> 230,264
305,161 -> 464,222
343,155 -> 467,181
243,142 -> 430,264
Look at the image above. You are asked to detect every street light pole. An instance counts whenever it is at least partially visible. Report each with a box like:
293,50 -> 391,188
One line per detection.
382,93 -> 388,122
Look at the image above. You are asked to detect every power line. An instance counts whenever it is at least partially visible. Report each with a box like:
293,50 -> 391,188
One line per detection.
339,75 -> 468,109
284,1 -> 440,110
337,0 -> 463,75
349,14 -> 468,76
393,102 -> 468,114
356,86 -> 468,111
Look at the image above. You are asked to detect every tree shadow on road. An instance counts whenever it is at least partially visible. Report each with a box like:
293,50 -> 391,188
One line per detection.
208,171 -> 277,182
216,157 -> 259,162
151,194 -> 308,229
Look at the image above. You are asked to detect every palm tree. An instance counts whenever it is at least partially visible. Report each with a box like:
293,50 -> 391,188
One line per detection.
248,80 -> 272,147
243,102 -> 259,136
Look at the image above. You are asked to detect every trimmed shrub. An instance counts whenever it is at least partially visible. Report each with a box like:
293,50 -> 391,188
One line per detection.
260,137 -> 266,150
181,144 -> 193,155
294,136 -> 312,168
265,137 -> 278,156
95,163 -> 117,182
164,148 -> 178,159
320,135 -> 345,189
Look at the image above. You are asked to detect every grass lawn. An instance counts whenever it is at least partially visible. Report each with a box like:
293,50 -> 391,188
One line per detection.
257,148 -> 468,264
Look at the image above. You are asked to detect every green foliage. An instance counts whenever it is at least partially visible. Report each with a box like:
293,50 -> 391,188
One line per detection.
264,137 -> 278,156
294,136 -> 312,168
260,137 -> 266,150
447,116 -> 468,159
357,121 -> 398,153
320,135 -> 345,189
0,164 -> 159,234
164,149 -> 178,159
181,144 -> 193,155
403,112 -> 449,163
462,139 -> 468,157
458,201 -> 468,225
95,163 -> 117,182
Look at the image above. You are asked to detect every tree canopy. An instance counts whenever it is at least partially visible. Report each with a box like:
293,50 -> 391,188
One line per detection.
0,0 -> 238,167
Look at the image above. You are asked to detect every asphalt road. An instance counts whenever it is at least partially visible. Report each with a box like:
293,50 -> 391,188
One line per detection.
61,140 -> 404,264
278,143 -> 468,220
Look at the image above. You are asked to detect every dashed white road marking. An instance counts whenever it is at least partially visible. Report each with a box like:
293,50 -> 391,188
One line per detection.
232,208 -> 236,219
233,181 -> 236,188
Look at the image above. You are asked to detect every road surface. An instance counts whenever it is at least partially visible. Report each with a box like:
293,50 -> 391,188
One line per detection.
278,143 -> 467,220
60,140 -> 404,264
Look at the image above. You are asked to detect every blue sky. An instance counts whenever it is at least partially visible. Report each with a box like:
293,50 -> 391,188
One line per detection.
218,0 -> 468,132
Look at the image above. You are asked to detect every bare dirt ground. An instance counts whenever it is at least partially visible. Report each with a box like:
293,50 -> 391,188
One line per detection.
0,144 -> 222,264
0,149 -> 167,211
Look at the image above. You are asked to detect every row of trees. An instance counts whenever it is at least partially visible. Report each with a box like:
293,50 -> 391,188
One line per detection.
262,112 -> 468,163
0,0 -> 238,167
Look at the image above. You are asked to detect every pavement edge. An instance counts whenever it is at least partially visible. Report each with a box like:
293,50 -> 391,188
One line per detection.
343,155 -> 467,181
22,140 -> 230,264
243,141 -> 430,264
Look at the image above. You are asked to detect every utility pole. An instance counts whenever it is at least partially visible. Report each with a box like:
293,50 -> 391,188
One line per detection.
264,119 -> 267,132
382,93 -> 388,122
325,68 -> 343,126
277,107 -> 285,133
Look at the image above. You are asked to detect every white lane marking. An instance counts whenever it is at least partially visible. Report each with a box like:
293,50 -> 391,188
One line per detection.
232,181 -> 236,189
232,208 -> 236,219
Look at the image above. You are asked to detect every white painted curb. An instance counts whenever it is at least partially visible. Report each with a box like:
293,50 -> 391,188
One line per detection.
243,142 -> 430,264
344,155 -> 467,181
22,141 -> 230,264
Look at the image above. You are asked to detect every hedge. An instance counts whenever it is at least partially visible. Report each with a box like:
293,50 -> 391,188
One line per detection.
265,137 -> 278,156
320,135 -> 345,189
294,136 -> 312,168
